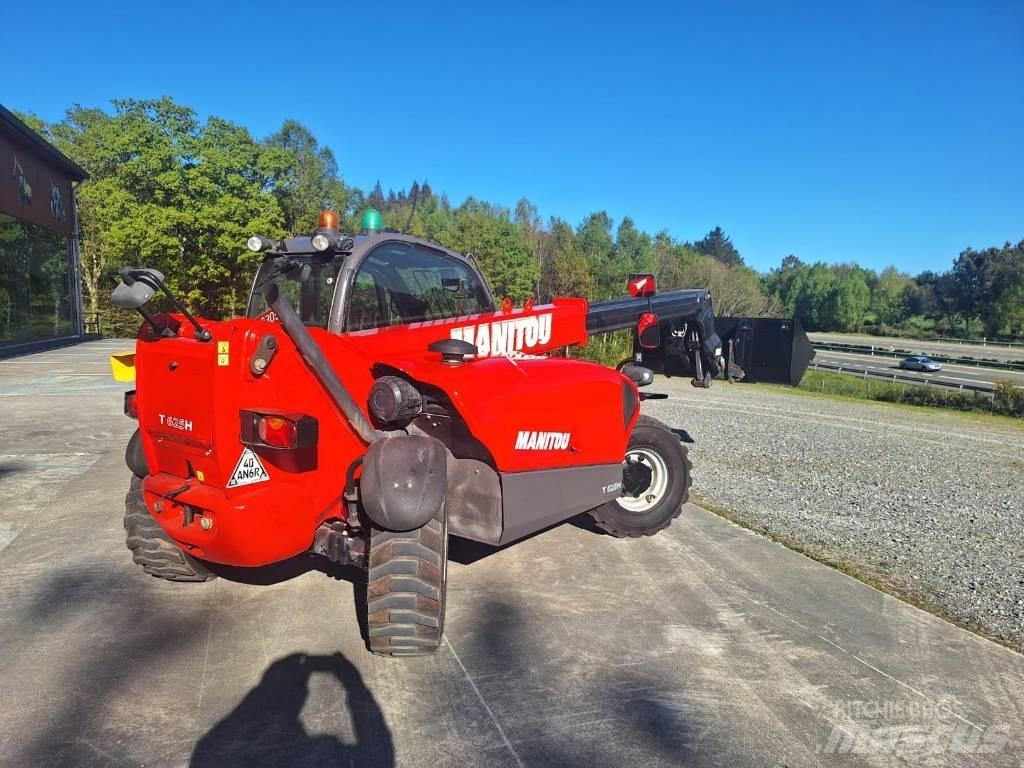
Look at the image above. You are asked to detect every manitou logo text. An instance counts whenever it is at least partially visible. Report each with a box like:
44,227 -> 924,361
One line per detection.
515,431 -> 571,450
450,313 -> 552,357
159,414 -> 193,432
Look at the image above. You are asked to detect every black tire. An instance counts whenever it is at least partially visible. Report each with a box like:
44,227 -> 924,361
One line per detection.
124,475 -> 216,582
589,415 -> 691,538
366,508 -> 447,657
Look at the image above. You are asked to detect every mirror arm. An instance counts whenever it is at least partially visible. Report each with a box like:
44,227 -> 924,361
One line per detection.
143,272 -> 212,342
137,305 -> 176,338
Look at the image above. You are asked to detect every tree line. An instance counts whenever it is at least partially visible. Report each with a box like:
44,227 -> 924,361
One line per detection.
766,247 -> 1024,338
20,97 -> 1022,340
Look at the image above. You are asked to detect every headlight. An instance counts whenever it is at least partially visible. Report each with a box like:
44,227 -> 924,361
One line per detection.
311,233 -> 331,252
247,235 -> 272,252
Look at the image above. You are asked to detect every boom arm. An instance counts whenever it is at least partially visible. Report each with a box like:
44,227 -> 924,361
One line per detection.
585,288 -> 724,384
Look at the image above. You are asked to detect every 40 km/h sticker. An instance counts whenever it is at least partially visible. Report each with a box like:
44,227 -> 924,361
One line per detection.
227,447 -> 269,488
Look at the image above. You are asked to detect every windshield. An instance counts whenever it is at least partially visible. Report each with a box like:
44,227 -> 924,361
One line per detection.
247,256 -> 344,327
348,243 -> 493,331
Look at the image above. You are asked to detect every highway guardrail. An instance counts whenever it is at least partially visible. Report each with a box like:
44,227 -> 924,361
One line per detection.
810,361 -> 997,396
931,336 -> 1024,349
812,343 -> 1024,371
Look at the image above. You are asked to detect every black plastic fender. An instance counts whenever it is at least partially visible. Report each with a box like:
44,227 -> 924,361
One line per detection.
360,434 -> 447,531
126,428 -> 149,478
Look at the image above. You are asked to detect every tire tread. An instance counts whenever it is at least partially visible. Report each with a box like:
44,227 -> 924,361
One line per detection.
123,476 -> 216,583
366,515 -> 446,657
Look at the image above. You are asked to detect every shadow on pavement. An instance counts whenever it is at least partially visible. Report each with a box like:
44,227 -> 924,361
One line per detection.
191,652 -> 393,768
206,559 -> 373,650
449,516 -> 601,564
0,460 -> 27,481
465,599 -> 708,766
206,556 -> 362,586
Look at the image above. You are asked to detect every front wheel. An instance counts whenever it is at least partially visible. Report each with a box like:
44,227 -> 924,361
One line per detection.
365,507 -> 447,657
588,415 -> 691,538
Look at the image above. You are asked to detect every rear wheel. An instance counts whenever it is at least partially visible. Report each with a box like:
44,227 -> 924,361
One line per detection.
589,415 -> 691,538
366,508 -> 447,657
124,476 -> 216,582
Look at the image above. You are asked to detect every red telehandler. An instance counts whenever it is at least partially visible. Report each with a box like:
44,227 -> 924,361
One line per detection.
112,211 -> 730,656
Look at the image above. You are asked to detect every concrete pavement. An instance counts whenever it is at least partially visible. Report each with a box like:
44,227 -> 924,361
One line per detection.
0,341 -> 1022,767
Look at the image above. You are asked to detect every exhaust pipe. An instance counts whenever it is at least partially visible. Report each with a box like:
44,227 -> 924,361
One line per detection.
264,284 -> 384,445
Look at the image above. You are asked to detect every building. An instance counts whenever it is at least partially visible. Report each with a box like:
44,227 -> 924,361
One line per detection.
0,104 -> 88,356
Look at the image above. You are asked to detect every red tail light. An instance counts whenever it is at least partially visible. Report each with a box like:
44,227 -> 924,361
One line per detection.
124,390 -> 138,419
240,410 -> 318,450
259,416 -> 297,448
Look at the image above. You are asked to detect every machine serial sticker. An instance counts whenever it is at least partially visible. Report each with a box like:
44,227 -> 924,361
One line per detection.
227,447 -> 270,487
514,431 -> 571,450
450,313 -> 552,357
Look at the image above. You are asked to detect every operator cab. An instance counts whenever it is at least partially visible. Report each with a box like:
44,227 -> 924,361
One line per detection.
245,209 -> 495,334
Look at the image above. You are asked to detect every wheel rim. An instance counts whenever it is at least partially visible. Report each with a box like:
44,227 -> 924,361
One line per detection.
618,447 -> 669,513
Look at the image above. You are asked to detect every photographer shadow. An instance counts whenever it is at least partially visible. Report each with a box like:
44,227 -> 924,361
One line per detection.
191,652 -> 394,768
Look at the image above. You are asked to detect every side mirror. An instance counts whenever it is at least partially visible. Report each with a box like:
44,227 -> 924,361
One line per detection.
628,273 -> 656,298
619,363 -> 655,387
637,311 -> 661,349
441,277 -> 465,293
111,268 -> 165,309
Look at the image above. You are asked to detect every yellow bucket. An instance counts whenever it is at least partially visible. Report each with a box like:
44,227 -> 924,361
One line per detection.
110,351 -> 136,382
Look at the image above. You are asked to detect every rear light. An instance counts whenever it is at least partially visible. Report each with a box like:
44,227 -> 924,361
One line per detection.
240,410 -> 318,450
124,390 -> 138,419
259,416 -> 297,448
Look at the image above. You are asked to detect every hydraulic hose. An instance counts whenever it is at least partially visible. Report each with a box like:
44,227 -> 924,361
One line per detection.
264,284 -> 384,445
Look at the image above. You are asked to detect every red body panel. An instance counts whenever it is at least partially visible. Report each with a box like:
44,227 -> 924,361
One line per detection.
381,356 -> 633,471
132,298 -> 637,567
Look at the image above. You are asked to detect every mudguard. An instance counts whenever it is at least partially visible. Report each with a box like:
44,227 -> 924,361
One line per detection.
360,434 -> 447,531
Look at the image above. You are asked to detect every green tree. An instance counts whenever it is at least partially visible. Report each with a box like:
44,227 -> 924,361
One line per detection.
576,212 -> 616,298
695,226 -> 743,267
613,217 -> 654,288
264,120 -> 351,234
45,98 -> 287,322
871,266 -> 912,325
680,257 -> 778,317
446,199 -> 537,299
538,218 -> 592,300
829,272 -> 870,331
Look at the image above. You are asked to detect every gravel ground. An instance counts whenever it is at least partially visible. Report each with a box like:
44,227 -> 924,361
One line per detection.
643,376 -> 1024,651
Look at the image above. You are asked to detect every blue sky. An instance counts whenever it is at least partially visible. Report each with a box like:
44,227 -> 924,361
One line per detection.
5,1 -> 1022,273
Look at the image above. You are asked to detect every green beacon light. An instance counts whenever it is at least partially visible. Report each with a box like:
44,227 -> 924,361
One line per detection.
361,208 -> 383,234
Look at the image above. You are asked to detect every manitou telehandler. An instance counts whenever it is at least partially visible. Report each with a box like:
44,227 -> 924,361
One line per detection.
112,210 -> 729,657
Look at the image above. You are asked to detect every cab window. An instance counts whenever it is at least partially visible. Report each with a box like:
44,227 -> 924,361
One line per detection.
347,243 -> 491,331
248,256 -> 343,327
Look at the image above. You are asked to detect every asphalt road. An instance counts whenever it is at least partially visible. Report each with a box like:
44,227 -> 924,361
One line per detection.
809,333 -> 1024,363
812,349 -> 1024,390
1,341 -> 1022,767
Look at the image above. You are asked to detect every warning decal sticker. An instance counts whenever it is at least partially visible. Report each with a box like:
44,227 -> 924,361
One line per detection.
227,447 -> 270,488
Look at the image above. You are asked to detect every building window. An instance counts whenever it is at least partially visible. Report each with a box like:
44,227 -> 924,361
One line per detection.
0,212 -> 74,342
